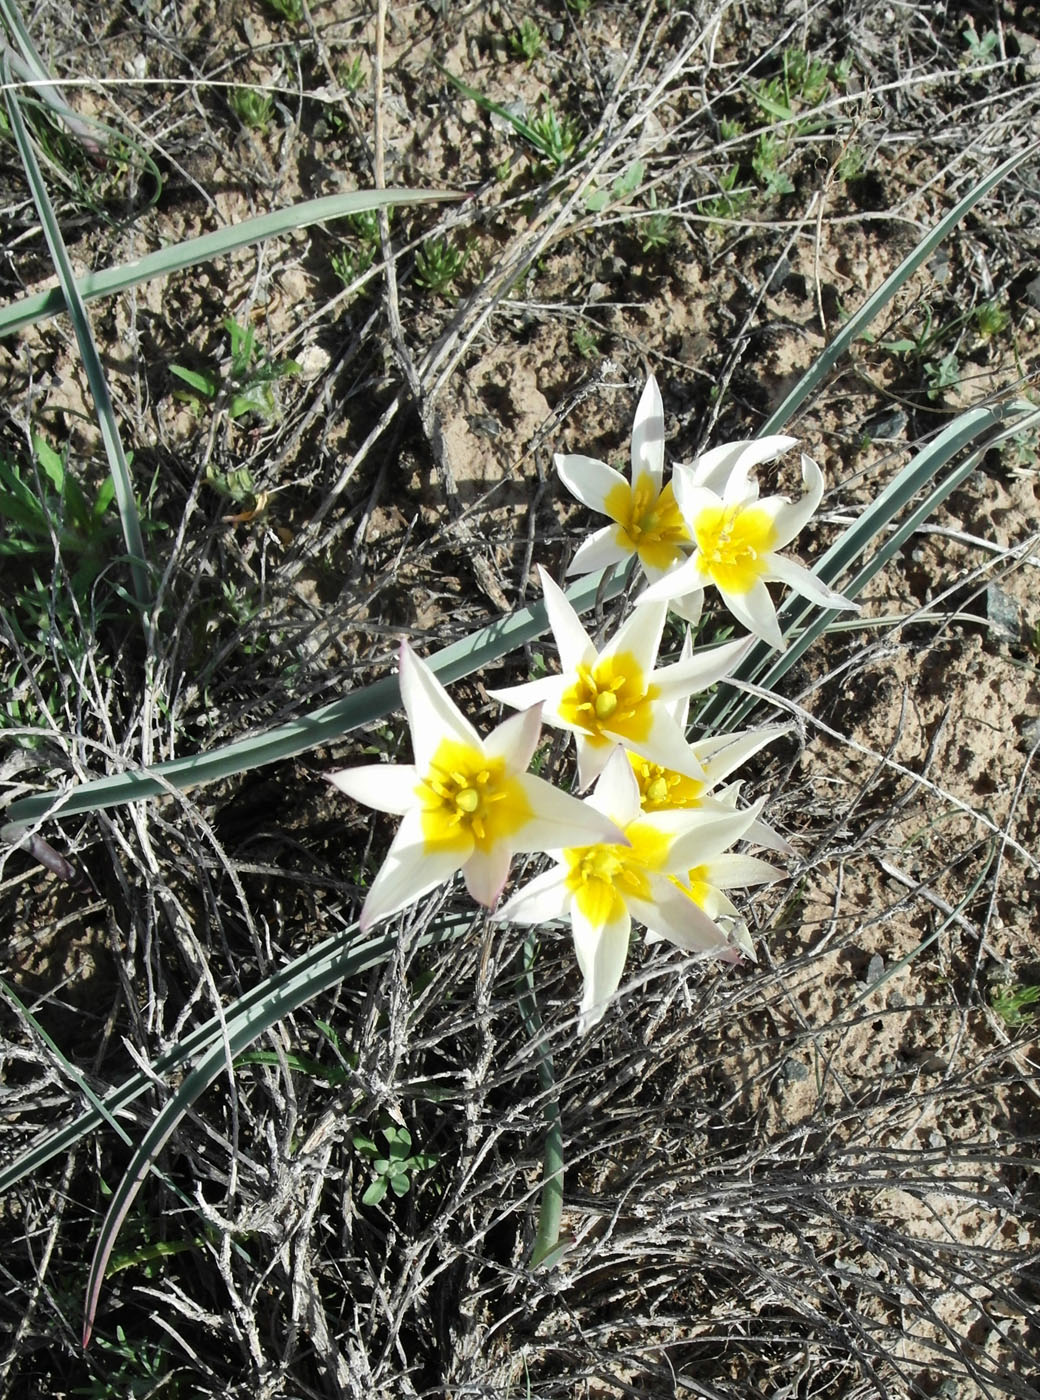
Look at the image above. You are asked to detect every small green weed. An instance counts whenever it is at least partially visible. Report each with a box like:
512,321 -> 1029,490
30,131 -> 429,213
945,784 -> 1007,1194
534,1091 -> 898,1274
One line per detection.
265,0 -> 304,23
229,86 -> 274,132
0,437 -> 116,570
414,235 -> 470,295
990,981 -> 1040,1028
72,1325 -> 183,1398
752,130 -> 794,196
527,103 -> 582,171
566,0 -> 593,13
339,55 -> 366,95
330,241 -> 376,288
584,159 -> 644,214
353,1119 -> 439,1205
170,316 -> 301,423
961,24 -> 999,65
638,189 -> 674,253
925,351 -> 961,400
508,18 -> 546,62
572,325 -> 600,359
975,299 -> 1009,341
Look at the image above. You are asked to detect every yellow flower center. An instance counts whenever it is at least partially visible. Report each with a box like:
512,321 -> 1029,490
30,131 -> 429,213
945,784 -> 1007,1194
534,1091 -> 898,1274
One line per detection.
693,503 -> 776,594
628,754 -> 704,812
564,822 -> 672,926
603,472 -> 690,572
559,652 -> 659,747
416,739 -> 532,855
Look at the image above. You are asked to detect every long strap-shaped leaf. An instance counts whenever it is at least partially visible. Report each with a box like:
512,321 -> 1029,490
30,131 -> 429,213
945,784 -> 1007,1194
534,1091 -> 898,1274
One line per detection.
79,914 -> 463,1345
3,53 -> 151,612
758,143 -> 1035,435
0,190 -> 452,339
2,569 -> 632,835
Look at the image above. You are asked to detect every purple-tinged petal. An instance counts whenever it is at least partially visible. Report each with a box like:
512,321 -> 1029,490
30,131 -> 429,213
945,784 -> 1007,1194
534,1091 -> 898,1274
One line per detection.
463,843 -> 513,907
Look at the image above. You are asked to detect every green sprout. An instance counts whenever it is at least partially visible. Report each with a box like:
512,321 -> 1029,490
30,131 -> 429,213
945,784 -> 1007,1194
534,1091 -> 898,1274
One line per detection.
639,189 -> 674,253
962,25 -> 999,65
572,325 -> 600,359
990,982 -> 1040,1029
339,55 -> 366,95
330,241 -> 376,288
353,1121 -> 439,1205
414,234 -> 470,295
508,18 -> 546,62
170,316 -> 301,423
264,0 -> 304,22
752,130 -> 794,196
229,86 -> 274,132
527,103 -> 582,171
975,300 -> 1010,341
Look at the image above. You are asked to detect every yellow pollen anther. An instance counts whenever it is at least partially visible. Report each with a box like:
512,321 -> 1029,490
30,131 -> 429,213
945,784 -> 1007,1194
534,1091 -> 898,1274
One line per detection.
646,776 -> 670,804
455,787 -> 480,813
594,691 -> 619,719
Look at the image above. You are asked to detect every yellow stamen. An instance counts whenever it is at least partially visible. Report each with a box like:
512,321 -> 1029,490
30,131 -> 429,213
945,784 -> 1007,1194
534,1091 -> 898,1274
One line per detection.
564,822 -> 672,925
628,754 -> 704,811
693,503 -> 776,594
603,473 -> 690,572
560,653 -> 659,744
416,739 -> 532,854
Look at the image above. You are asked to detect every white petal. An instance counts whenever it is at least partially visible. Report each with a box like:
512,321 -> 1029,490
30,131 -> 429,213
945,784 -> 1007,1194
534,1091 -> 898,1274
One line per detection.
512,772 -> 627,851
666,803 -> 761,871
637,554 -> 706,606
399,642 -> 481,770
574,733 -> 618,790
624,708 -> 707,783
653,634 -> 752,703
704,852 -> 782,889
566,524 -> 631,577
571,902 -> 631,1033
360,809 -> 466,931
487,674 -> 567,720
672,475 -> 723,530
667,588 -> 705,627
745,816 -> 796,857
326,763 -> 418,815
463,844 -> 513,907
695,724 -> 791,786
764,452 -> 824,546
681,435 -> 799,495
538,566 -> 597,674
600,597 -> 666,675
638,883 -> 732,953
717,578 -> 784,650
631,375 -> 664,490
588,747 -> 643,826
495,864 -> 570,925
555,453 -> 629,517
484,705 -> 542,771
721,436 -> 800,504
765,553 -> 860,612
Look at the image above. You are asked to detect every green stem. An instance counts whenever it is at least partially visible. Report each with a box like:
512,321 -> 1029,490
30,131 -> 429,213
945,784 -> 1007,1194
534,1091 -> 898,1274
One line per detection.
518,934 -> 567,1270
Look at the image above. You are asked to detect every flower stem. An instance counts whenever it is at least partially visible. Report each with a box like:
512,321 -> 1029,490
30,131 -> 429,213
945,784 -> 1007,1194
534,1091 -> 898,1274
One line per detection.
518,934 -> 568,1269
